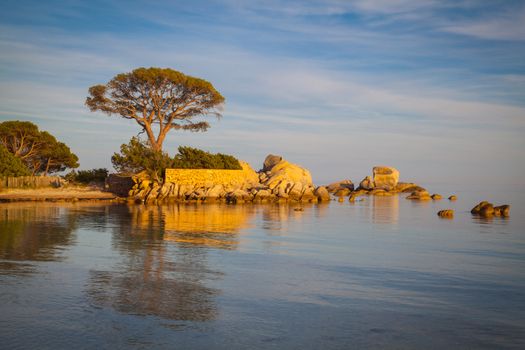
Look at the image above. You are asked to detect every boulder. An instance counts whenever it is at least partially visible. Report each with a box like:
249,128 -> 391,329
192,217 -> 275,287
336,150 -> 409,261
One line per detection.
406,189 -> 431,200
301,186 -> 316,202
358,176 -> 374,190
263,154 -> 283,172
494,205 -> 510,217
314,186 -> 331,202
260,155 -> 313,191
326,180 -> 354,193
373,166 -> 399,191
431,194 -> 442,200
471,201 -> 491,215
334,188 -> 352,197
395,182 -> 425,193
437,209 -> 454,218
448,195 -> 457,201
206,184 -> 225,198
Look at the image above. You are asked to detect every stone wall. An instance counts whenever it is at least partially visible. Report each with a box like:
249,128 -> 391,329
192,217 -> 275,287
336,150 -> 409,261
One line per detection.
164,161 -> 259,188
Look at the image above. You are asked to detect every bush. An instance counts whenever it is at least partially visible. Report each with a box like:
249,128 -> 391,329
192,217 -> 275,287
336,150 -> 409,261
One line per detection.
173,146 -> 242,170
112,137 -> 176,182
0,144 -> 31,177
111,138 -> 242,183
65,168 -> 108,184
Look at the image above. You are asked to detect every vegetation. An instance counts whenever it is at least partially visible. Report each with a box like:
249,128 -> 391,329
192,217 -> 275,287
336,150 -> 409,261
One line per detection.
65,168 -> 109,184
112,137 -> 176,182
0,144 -> 31,177
111,137 -> 242,182
0,121 -> 79,175
173,146 -> 242,170
86,67 -> 225,152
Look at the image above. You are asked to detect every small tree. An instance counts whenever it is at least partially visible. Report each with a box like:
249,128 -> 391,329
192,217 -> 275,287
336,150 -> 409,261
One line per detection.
86,67 -> 225,152
112,137 -> 175,182
0,120 -> 79,175
0,144 -> 30,177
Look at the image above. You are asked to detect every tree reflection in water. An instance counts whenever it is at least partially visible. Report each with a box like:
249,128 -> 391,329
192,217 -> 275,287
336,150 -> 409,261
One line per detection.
87,203 -> 255,322
0,203 -> 78,274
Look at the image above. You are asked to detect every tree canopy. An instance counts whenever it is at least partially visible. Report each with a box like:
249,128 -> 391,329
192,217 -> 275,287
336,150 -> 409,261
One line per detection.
86,67 -> 225,152
0,120 -> 79,176
0,144 -> 31,177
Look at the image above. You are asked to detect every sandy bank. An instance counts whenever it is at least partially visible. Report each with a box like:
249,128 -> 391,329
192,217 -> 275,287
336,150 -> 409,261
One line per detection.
0,186 -> 118,202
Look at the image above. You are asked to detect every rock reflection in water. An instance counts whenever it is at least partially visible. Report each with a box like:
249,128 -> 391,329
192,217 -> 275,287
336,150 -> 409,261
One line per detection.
369,195 -> 400,225
87,203 -> 255,322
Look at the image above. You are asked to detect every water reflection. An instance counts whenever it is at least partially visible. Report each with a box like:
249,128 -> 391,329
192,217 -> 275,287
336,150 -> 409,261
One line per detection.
0,203 -> 77,264
370,195 -> 400,224
87,203 -> 256,322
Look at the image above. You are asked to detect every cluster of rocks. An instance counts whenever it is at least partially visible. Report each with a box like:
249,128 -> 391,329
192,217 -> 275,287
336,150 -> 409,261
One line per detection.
127,155 -> 331,204
471,201 -> 510,217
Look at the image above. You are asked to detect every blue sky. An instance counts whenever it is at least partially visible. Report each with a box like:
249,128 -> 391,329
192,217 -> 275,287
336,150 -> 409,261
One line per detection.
1,0 -> 524,186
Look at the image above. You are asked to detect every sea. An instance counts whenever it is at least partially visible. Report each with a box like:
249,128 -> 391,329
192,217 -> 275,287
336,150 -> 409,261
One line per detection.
1,185 -> 524,349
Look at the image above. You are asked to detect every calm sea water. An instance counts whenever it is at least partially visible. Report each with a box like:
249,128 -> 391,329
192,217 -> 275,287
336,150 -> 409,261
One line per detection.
1,187 -> 524,349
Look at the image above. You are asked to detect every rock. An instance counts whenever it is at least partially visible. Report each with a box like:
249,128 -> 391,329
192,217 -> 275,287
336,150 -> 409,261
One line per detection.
338,197 -> 344,202
471,201 -> 491,215
493,205 -> 510,217
334,188 -> 352,197
326,180 -> 354,193
373,166 -> 399,191
479,204 -> 494,217
261,157 -> 313,190
437,209 -> 454,218
395,182 -> 425,193
314,186 -> 331,202
348,193 -> 357,202
254,189 -> 272,200
406,189 -> 431,200
288,182 -> 304,201
358,176 -> 374,190
301,186 -> 316,202
263,154 -> 283,171
431,194 -> 442,200
293,207 -> 304,212
448,195 -> 457,201
206,184 -> 225,198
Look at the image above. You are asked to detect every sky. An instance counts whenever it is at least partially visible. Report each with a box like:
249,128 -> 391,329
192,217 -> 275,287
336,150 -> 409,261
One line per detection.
1,0 -> 524,186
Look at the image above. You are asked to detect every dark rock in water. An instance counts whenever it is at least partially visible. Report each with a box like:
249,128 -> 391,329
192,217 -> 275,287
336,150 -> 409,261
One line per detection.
431,194 -> 442,200
448,195 -> 457,201
326,180 -> 354,193
493,205 -> 510,217
471,201 -> 491,215
406,190 -> 431,200
395,183 -> 426,193
263,154 -> 283,171
437,209 -> 454,218
480,203 -> 494,217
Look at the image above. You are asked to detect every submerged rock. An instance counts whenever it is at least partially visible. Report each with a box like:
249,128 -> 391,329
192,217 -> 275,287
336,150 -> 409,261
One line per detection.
437,209 -> 454,218
406,190 -> 431,200
494,205 -> 510,217
448,195 -> 457,201
431,194 -> 442,200
471,201 -> 510,217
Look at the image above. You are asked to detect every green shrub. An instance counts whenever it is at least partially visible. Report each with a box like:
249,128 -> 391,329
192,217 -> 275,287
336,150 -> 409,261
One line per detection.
173,146 -> 242,170
0,144 -> 31,177
65,168 -> 108,184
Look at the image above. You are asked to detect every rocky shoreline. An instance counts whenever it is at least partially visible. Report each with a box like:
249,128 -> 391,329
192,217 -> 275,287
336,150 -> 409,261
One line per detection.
124,155 -> 432,205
